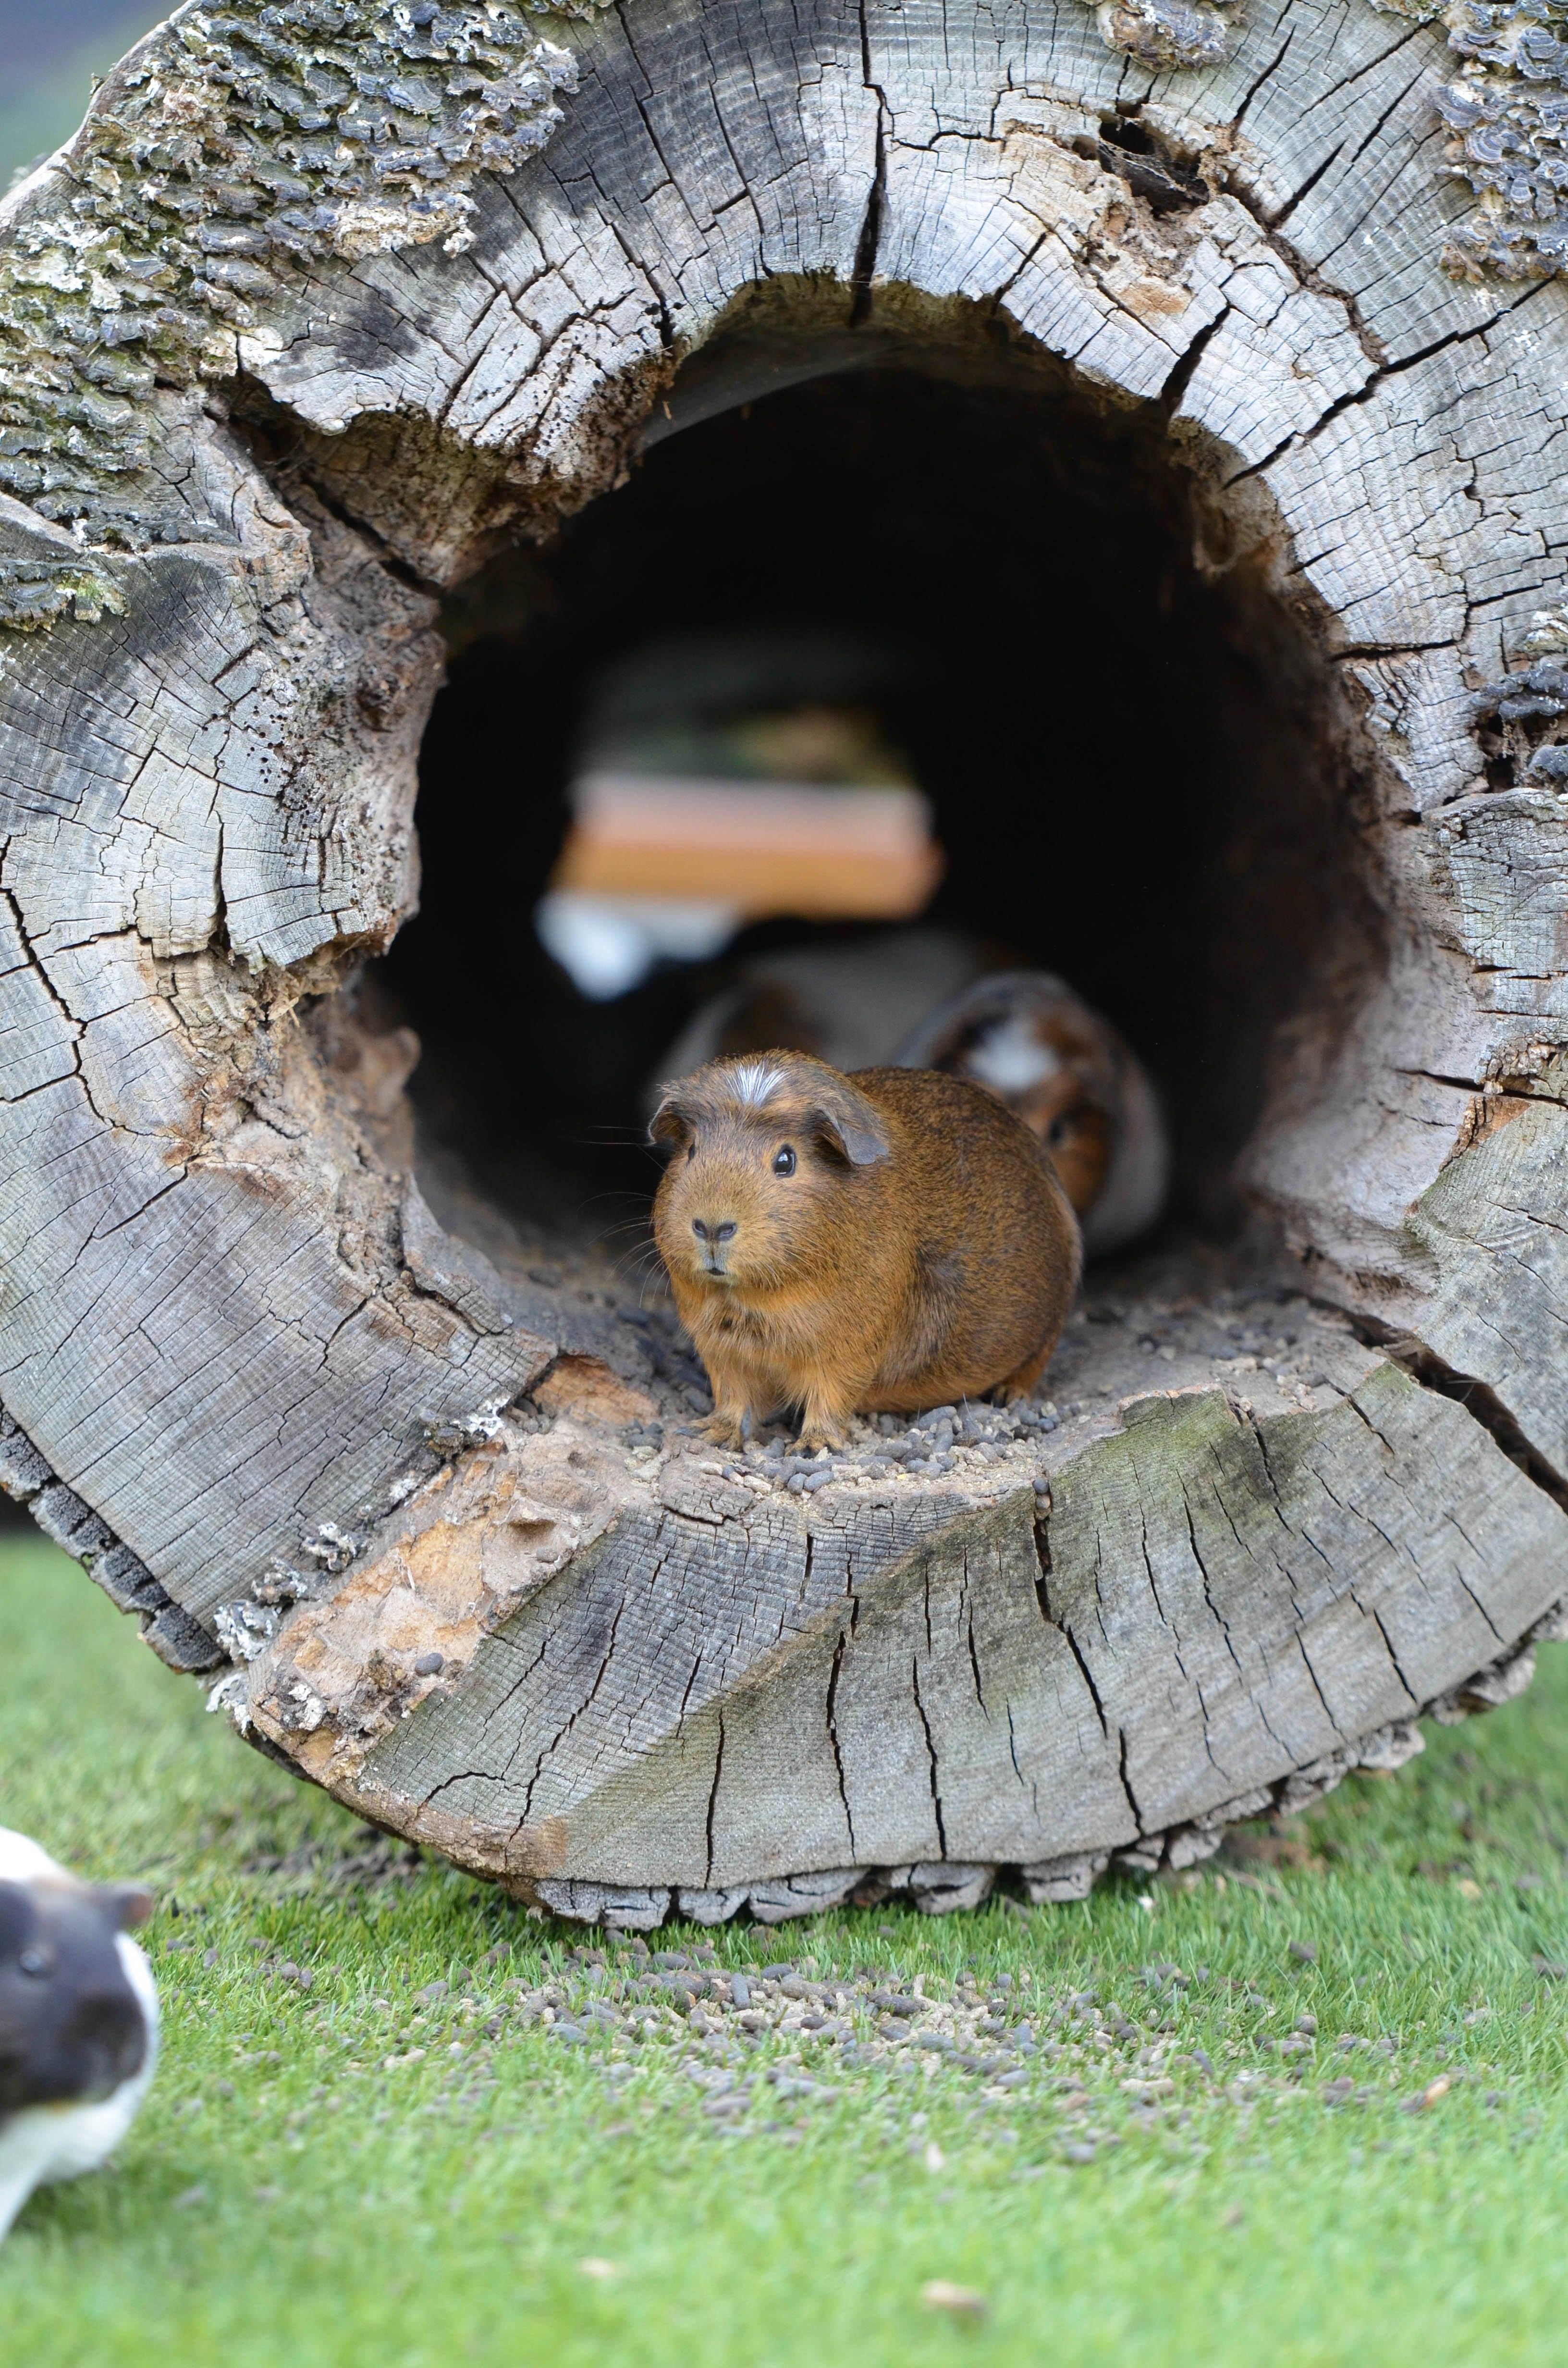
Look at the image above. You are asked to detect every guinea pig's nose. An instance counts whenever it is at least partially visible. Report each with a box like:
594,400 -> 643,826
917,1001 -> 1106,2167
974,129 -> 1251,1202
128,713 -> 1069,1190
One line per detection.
692,1219 -> 737,1243
62,1986 -> 147,2093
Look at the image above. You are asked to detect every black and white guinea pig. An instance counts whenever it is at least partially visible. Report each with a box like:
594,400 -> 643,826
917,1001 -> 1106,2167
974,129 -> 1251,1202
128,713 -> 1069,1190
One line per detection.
0,1826 -> 158,2239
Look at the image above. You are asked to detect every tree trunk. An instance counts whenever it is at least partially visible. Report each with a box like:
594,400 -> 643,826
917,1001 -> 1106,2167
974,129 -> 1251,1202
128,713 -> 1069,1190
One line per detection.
2,0 -> 1568,1925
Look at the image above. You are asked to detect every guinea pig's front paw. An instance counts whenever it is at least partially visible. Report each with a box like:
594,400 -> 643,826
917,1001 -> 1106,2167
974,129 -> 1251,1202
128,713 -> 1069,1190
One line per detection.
992,1345 -> 1052,1407
794,1422 -> 847,1454
693,1414 -> 747,1449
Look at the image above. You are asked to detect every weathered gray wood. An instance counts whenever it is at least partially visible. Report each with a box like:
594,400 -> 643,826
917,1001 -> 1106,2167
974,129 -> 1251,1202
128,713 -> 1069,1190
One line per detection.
1,0 -> 1568,1914
1409,1058 -> 1568,1478
221,1318 -> 1567,1910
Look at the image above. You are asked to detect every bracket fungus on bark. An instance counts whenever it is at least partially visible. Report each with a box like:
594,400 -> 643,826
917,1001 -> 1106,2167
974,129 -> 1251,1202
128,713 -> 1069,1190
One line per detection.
5,0 -> 1568,1928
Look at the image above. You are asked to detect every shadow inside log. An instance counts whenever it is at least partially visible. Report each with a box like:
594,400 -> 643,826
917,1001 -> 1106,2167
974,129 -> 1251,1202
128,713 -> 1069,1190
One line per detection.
377,351 -> 1384,1260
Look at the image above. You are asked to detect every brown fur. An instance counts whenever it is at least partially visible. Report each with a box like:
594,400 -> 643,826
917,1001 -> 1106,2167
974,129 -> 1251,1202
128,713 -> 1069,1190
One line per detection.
651,1053 -> 1080,1449
1000,1021 -> 1112,1216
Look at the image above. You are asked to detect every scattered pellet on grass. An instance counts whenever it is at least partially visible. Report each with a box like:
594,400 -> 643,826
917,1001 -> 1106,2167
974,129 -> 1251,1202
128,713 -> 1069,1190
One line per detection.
921,2281 -> 987,2320
1402,2077 -> 1452,2114
9,1535 -> 1568,2359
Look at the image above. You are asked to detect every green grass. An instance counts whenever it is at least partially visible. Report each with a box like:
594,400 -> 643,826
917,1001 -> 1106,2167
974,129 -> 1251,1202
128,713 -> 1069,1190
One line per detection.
0,9 -> 169,189
5,1533 -> 1568,2366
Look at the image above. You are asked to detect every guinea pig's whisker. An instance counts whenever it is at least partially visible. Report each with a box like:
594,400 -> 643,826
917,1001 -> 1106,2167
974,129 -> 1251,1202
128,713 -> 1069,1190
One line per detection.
571,1132 -> 663,1160
610,1234 -> 662,1271
600,1236 -> 658,1270
581,1210 -> 654,1241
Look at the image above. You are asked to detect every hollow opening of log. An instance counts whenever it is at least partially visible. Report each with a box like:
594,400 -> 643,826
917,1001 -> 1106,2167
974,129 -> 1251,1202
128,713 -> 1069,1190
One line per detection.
375,337 -> 1381,1286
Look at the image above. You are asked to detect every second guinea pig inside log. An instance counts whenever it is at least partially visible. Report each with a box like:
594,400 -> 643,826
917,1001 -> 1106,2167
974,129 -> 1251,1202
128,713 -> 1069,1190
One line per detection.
650,1052 -> 1080,1449
897,971 -> 1168,1258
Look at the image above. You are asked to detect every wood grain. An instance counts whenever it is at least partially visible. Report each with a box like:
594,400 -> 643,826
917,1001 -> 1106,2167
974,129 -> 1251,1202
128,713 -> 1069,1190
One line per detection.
1,0 -> 1566,1914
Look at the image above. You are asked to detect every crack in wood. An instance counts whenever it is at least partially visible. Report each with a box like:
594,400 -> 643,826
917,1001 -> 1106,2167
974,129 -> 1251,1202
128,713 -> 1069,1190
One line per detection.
704,1711 -> 725,1888
824,1624 -> 857,1858
909,1656 -> 948,1860
1373,1324 -> 1568,1519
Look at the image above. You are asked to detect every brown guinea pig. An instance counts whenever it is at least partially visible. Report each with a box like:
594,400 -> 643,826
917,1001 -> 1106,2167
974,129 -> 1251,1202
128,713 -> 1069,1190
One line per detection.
650,1052 -> 1080,1450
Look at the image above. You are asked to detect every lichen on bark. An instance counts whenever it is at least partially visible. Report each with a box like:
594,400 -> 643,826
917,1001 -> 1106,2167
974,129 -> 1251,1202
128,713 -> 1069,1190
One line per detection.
0,0 -> 610,629
1436,0 -> 1568,277
1095,0 -> 1236,68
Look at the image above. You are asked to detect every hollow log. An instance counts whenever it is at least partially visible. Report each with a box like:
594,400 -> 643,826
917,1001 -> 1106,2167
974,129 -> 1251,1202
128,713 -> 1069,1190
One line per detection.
4,0 -> 1568,1926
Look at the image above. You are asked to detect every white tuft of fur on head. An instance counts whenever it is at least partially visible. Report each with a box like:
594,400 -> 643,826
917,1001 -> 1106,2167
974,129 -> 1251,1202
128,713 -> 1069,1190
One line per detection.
0,1828 -> 64,1886
726,1058 -> 788,1109
965,1015 -> 1061,1097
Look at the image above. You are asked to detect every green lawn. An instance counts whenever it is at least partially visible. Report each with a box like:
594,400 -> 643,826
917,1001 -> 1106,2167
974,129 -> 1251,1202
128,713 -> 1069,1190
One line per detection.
4,1531 -> 1568,2366
0,8 -> 169,190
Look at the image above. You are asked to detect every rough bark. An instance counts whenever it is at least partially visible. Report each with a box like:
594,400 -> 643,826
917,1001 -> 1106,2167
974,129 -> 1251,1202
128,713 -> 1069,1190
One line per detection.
2,0 -> 1568,1920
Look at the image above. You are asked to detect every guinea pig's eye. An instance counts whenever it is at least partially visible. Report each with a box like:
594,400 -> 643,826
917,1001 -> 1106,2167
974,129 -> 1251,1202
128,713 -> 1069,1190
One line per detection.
686,1141 -> 696,1162
772,1145 -> 796,1176
1047,1118 -> 1068,1146
17,1946 -> 48,1978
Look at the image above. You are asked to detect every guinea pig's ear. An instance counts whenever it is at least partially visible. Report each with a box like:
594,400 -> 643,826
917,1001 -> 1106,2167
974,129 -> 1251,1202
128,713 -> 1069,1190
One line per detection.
808,1079 -> 891,1168
649,1090 -> 695,1150
96,1883 -> 154,1932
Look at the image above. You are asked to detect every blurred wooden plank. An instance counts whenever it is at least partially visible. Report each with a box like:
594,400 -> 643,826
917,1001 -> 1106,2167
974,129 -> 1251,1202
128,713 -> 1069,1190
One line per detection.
553,774 -> 943,915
